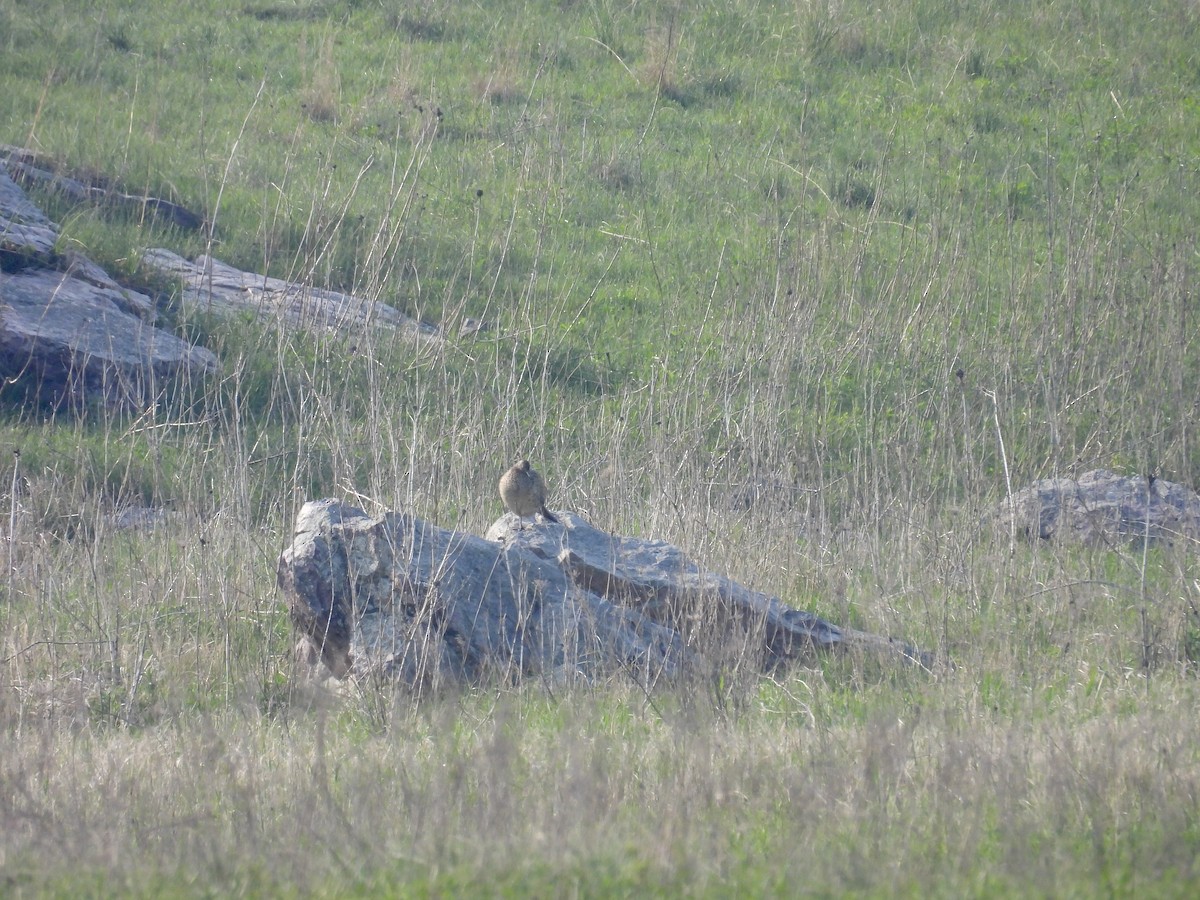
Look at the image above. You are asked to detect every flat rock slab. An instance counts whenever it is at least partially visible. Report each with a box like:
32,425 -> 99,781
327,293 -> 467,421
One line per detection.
1,144 -> 204,231
143,248 -> 443,342
489,512 -> 928,667
993,469 -> 1200,545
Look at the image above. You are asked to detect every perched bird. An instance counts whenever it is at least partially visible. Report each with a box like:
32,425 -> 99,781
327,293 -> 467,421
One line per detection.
499,459 -> 559,524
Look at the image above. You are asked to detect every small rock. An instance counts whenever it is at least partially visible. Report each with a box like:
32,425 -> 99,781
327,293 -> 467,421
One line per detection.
992,469 -> 1200,545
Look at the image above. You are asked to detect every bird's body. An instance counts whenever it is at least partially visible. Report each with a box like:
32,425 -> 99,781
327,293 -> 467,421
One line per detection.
499,460 -> 559,524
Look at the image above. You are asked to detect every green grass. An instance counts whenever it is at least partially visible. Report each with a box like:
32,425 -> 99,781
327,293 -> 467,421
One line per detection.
3,0 -> 1200,895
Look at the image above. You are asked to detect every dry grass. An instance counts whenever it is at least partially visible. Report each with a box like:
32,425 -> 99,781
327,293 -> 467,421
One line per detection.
637,22 -> 685,103
3,643 -> 1198,894
2,422 -> 1199,894
4,183 -> 1199,887
301,30 -> 342,124
474,50 -> 525,106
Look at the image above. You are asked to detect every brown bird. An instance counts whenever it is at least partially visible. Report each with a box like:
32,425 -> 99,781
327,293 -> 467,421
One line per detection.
498,459 -> 559,524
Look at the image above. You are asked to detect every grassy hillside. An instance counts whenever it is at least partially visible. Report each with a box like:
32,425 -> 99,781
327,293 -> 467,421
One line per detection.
2,0 -> 1200,895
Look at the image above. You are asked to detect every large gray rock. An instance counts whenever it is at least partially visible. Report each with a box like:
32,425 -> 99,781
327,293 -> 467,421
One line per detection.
142,248 -> 443,342
994,469 -> 1200,545
489,512 -> 929,667
278,501 -> 692,687
0,167 -> 218,407
278,500 -> 930,689
489,513 -> 842,661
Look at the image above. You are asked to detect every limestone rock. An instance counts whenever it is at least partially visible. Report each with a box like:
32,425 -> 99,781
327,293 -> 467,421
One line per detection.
142,248 -> 442,342
489,511 -> 928,668
278,500 -> 691,686
1,167 -> 218,407
1,144 -> 204,231
278,501 -> 930,688
993,469 -> 1200,545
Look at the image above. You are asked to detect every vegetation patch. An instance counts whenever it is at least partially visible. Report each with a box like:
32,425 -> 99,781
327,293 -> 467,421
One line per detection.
2,0 -> 1200,894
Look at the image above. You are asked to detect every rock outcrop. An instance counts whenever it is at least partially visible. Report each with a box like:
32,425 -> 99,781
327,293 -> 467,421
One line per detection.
278,500 -> 930,689
1,144 -> 204,231
993,469 -> 1200,546
0,166 -> 218,408
141,249 -> 442,342
2,145 -> 445,409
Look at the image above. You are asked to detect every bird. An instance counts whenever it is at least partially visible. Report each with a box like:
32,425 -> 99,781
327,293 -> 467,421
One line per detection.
498,459 -> 559,525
